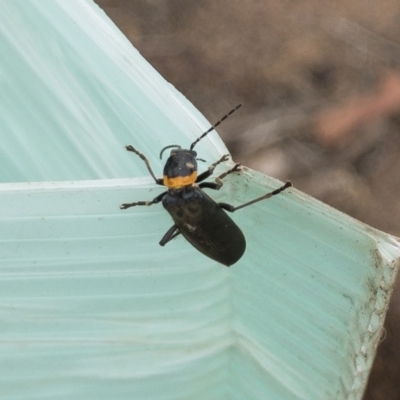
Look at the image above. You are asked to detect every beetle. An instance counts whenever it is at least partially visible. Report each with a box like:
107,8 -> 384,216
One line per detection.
120,104 -> 292,266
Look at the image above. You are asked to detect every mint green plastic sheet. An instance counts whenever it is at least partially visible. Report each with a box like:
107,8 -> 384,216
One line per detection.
1,1 -> 399,399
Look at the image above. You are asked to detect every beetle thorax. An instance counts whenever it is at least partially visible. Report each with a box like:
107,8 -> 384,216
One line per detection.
163,149 -> 198,188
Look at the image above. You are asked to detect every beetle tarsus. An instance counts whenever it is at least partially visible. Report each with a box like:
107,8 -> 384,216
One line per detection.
215,163 -> 241,187
120,202 -> 137,209
125,145 -> 162,185
207,154 -> 230,172
120,190 -> 168,210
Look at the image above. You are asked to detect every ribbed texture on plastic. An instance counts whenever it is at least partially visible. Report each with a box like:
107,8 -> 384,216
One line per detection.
0,1 -> 399,399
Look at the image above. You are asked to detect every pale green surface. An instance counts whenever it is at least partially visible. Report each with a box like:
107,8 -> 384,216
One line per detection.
1,1 -> 400,400
0,0 -> 221,183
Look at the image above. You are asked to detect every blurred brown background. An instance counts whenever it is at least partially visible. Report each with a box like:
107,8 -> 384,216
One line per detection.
95,1 -> 400,398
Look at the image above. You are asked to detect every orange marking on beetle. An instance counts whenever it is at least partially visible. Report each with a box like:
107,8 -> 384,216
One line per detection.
163,171 -> 197,188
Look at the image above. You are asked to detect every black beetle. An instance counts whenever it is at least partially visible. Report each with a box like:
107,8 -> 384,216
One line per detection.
121,104 -> 292,266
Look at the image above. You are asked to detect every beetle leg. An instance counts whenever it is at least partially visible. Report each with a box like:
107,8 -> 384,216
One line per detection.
198,163 -> 241,190
125,145 -> 164,185
120,191 -> 167,210
218,181 -> 292,212
159,224 -> 181,246
195,154 -> 230,183
214,163 -> 241,188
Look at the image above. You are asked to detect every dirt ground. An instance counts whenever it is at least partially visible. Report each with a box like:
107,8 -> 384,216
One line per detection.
95,1 -> 400,398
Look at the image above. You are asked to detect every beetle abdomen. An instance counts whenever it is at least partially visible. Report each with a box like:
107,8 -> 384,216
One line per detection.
181,219 -> 246,266
162,187 -> 246,266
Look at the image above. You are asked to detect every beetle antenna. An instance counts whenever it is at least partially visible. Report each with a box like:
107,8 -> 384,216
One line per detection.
190,104 -> 242,151
160,145 -> 181,159
196,158 -> 206,162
